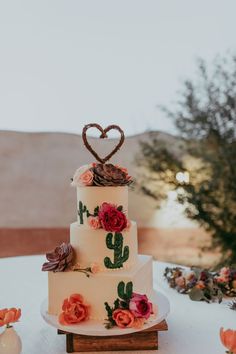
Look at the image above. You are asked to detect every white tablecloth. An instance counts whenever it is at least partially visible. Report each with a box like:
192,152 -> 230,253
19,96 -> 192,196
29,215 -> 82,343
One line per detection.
0,255 -> 235,354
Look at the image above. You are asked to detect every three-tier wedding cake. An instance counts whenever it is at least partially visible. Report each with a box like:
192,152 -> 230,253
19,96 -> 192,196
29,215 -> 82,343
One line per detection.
42,124 -> 157,330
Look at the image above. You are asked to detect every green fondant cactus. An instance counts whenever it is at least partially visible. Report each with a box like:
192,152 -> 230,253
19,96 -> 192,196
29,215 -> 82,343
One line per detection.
78,201 -> 87,224
117,281 -> 133,301
78,201 -> 99,224
104,232 -> 129,269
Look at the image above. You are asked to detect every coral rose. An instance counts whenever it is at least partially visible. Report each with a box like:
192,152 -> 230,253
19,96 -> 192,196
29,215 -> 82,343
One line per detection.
0,308 -> 21,327
71,165 -> 93,187
133,317 -> 145,329
59,294 -> 90,325
220,328 -> 236,353
112,309 -> 135,328
129,293 -> 153,319
98,202 -> 127,232
88,216 -> 101,230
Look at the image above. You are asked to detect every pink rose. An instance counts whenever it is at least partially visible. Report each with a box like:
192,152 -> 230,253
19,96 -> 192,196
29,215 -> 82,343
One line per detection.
217,276 -> 229,283
175,276 -> 186,288
79,170 -> 94,186
98,202 -> 127,232
217,267 -> 230,283
124,219 -> 132,231
112,309 -> 135,328
71,165 -> 94,187
90,262 -> 102,274
129,293 -> 153,320
220,267 -> 230,276
88,216 -> 101,229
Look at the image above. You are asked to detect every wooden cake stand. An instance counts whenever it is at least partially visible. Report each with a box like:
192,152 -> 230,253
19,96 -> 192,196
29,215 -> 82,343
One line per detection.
58,320 -> 168,352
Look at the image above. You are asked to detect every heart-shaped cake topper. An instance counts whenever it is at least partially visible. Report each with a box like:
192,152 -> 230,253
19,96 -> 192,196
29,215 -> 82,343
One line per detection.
82,123 -> 125,164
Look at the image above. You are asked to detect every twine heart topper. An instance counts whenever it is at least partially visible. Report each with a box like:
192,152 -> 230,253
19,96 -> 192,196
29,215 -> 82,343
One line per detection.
82,123 -> 125,164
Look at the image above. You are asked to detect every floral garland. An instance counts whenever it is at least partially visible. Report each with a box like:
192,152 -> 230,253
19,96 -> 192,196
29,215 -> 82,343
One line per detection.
164,266 -> 236,306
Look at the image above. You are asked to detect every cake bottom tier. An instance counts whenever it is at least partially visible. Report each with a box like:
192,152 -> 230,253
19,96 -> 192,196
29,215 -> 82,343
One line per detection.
48,255 -> 153,320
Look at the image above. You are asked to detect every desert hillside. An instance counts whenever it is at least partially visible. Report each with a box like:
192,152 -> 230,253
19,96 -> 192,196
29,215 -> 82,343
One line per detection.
0,130 -> 219,266
0,130 -> 181,227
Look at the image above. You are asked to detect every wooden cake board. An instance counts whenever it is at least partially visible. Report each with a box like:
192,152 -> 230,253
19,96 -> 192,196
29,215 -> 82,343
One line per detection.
58,320 -> 168,352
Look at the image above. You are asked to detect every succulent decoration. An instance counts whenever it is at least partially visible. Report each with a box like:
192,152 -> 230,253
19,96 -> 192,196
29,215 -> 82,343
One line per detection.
93,164 -> 132,186
104,233 -> 129,269
104,281 -> 153,329
42,243 -> 74,272
71,163 -> 133,188
164,265 -> 236,305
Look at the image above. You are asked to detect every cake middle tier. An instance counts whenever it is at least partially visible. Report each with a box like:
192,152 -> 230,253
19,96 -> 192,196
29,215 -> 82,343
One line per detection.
70,221 -> 138,271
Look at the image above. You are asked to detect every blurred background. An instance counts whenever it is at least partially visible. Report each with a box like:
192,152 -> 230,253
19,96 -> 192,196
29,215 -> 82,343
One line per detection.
0,0 -> 235,267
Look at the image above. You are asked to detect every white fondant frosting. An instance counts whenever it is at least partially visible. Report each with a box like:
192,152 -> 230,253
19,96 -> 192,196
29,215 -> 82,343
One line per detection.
48,255 -> 153,320
77,186 -> 128,225
70,221 -> 138,271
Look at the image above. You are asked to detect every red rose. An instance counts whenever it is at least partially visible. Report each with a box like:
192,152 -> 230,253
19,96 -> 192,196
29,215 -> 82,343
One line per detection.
98,203 -> 127,232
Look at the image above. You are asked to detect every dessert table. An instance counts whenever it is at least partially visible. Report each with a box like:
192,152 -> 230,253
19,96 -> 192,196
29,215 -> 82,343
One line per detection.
0,255 -> 234,354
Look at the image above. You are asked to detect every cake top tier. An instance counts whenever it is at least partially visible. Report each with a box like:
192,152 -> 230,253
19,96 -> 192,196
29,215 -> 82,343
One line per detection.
71,163 -> 133,188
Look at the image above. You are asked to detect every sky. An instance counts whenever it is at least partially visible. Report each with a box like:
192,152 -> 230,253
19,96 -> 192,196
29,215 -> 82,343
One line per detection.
0,0 -> 236,136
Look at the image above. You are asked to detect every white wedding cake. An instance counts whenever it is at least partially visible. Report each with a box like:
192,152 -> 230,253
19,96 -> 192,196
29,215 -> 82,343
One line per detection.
42,124 -> 156,330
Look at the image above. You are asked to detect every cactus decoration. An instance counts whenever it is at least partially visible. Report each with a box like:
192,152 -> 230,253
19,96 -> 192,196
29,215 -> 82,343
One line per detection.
77,201 -> 99,224
104,281 -> 134,328
78,201 -> 88,224
117,281 -> 133,301
104,232 -> 129,269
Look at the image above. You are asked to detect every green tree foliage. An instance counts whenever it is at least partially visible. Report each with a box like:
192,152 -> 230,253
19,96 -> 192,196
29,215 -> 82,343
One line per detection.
138,55 -> 236,263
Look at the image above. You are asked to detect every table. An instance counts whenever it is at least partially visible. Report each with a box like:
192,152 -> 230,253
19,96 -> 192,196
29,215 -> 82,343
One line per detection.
0,255 -> 235,354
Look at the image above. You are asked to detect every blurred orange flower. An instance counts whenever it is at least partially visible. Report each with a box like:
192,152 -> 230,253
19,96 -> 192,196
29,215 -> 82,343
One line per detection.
195,280 -> 205,289
220,328 -> 236,353
0,308 -> 21,327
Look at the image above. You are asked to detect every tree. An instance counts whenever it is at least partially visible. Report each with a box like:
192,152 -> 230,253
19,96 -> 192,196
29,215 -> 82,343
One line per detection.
138,55 -> 236,263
